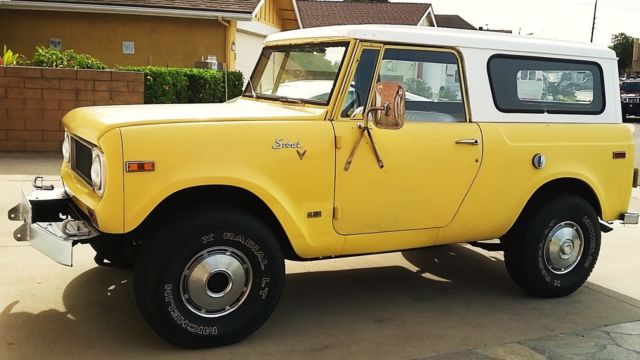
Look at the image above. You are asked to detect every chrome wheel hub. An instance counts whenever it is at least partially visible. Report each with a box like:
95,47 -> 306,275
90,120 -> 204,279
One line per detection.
543,221 -> 584,274
180,246 -> 252,317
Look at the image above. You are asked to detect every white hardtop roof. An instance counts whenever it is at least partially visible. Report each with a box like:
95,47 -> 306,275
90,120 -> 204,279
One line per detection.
265,25 -> 616,60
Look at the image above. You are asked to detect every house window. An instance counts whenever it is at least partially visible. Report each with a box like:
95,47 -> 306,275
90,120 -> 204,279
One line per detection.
488,55 -> 604,114
122,41 -> 135,55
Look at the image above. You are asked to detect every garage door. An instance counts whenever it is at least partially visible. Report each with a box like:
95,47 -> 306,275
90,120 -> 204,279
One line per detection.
236,31 -> 265,84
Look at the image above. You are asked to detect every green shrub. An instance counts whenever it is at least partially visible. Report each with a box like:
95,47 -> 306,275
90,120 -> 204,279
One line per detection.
31,47 -> 107,69
122,66 -> 243,104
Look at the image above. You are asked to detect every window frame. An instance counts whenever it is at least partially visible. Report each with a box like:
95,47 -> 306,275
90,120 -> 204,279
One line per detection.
336,42 -> 384,121
335,43 -> 471,123
373,45 -> 470,123
487,54 -> 606,115
242,41 -> 351,106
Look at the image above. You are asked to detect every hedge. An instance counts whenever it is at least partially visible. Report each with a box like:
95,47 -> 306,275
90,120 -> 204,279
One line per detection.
122,67 -> 244,104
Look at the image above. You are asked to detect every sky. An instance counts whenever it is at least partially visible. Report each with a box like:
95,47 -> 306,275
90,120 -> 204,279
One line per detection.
390,0 -> 640,46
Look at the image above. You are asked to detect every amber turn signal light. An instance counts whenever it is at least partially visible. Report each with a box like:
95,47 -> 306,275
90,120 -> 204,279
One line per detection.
126,161 -> 155,172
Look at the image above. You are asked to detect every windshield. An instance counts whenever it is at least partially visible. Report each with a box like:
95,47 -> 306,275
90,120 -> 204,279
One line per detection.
243,42 -> 349,105
621,81 -> 640,93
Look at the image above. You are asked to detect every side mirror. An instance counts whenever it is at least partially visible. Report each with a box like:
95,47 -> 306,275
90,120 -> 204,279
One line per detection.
365,81 -> 405,130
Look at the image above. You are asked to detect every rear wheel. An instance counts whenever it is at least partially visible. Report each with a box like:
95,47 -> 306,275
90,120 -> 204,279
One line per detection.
503,195 -> 600,298
134,209 -> 285,348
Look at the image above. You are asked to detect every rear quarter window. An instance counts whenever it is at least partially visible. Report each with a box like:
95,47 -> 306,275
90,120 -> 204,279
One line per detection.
488,55 -> 605,115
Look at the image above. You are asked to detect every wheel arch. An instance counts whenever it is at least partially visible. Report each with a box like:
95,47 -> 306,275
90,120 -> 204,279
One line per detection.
133,185 -> 300,260
509,177 -> 602,236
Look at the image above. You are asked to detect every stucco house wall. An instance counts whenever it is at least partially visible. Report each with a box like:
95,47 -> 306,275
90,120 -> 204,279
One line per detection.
0,9 -> 229,68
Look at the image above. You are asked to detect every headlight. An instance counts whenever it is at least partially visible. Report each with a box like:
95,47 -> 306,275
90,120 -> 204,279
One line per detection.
91,147 -> 105,196
62,132 -> 70,163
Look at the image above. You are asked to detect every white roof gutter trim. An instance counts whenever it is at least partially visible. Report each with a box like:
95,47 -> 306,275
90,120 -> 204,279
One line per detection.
427,6 -> 437,27
0,0 -> 253,20
238,20 -> 280,37
292,0 -> 302,29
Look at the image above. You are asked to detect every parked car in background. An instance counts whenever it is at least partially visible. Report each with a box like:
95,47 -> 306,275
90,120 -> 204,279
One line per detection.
621,78 -> 640,122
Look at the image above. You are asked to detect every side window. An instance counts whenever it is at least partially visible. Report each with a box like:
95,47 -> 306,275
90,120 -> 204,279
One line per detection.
488,55 -> 604,114
378,48 -> 466,123
341,48 -> 380,118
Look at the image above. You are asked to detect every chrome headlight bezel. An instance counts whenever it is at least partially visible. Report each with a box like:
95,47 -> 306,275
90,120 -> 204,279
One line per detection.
62,131 -> 70,163
90,147 -> 105,196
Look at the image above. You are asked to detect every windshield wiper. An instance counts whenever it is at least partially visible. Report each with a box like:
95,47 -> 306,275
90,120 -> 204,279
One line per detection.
256,94 -> 306,104
278,96 -> 304,104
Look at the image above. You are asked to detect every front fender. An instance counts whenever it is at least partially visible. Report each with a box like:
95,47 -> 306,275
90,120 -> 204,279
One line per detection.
120,121 -> 343,258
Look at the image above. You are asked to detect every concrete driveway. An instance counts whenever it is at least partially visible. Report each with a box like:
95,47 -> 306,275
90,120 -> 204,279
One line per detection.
0,125 -> 639,359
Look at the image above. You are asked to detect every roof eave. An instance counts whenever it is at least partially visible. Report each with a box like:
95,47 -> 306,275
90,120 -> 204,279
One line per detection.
0,0 -> 254,20
416,5 -> 434,27
251,0 -> 265,17
291,0 -> 302,29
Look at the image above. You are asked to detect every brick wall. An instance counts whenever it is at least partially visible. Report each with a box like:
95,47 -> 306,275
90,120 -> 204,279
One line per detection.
0,66 -> 144,152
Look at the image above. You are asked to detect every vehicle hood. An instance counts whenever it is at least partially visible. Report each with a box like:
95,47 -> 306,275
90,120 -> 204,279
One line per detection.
63,97 -> 327,144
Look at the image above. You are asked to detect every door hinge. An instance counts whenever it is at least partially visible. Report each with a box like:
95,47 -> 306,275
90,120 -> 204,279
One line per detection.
333,206 -> 341,220
335,136 -> 343,149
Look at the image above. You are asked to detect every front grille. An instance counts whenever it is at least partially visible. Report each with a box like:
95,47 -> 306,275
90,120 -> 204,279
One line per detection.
71,137 -> 93,184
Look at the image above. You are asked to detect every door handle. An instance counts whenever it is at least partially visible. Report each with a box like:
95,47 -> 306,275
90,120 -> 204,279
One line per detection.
455,139 -> 480,145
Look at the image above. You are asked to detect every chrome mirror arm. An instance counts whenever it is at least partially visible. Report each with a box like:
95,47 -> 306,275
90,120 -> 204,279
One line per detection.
343,107 -> 386,171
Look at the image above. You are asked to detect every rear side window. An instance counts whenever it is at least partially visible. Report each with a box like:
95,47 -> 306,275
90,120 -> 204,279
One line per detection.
488,55 -> 605,114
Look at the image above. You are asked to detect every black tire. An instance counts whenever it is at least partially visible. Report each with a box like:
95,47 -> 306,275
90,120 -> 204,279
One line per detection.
501,234 -> 526,289
503,195 -> 601,298
134,209 -> 285,348
90,237 -> 136,269
623,113 -> 628,122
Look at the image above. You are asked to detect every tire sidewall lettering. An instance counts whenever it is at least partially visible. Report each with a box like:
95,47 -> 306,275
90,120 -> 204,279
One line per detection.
537,219 -> 555,282
136,211 -> 285,347
536,213 -> 596,284
582,215 -> 597,269
162,231 -> 274,336
503,196 -> 600,298
216,232 -> 270,271
163,284 -> 219,335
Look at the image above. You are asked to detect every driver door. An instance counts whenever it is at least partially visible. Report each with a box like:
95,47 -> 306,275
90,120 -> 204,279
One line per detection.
333,44 -> 482,235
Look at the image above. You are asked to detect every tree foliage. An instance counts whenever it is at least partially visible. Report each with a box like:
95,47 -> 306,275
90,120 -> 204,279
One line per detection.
610,32 -> 635,75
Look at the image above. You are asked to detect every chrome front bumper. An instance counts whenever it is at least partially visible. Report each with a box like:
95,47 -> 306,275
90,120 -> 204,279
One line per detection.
7,185 -> 99,266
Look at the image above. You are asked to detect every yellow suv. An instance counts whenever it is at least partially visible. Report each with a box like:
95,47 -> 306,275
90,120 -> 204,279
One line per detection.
8,25 -> 640,348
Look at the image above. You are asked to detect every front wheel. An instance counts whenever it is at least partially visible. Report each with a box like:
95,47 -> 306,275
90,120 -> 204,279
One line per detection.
503,195 -> 601,298
134,210 -> 285,348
